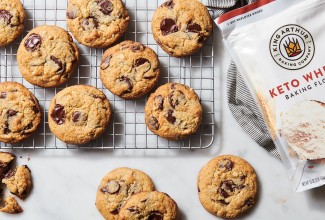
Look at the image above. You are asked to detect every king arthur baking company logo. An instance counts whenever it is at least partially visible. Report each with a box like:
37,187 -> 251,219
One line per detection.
270,24 -> 315,70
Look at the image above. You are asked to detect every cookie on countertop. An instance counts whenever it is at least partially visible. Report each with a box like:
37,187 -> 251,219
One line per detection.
145,83 -> 202,140
100,40 -> 160,99
0,82 -> 42,144
2,165 -> 32,200
118,191 -> 178,220
48,85 -> 111,145
67,0 -> 130,48
152,0 -> 213,57
96,167 -> 155,220
17,25 -> 79,88
0,196 -> 23,214
0,152 -> 15,179
0,0 -> 25,47
197,155 -> 258,219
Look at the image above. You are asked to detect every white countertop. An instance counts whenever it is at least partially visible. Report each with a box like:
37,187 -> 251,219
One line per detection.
1,27 -> 325,220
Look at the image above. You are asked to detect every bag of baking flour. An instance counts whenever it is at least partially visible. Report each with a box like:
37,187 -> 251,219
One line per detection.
216,0 -> 325,192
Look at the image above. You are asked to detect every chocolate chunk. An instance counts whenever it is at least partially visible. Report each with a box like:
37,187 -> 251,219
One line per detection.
218,159 -> 233,171
97,0 -> 113,15
168,90 -> 185,109
0,92 -> 6,99
82,17 -> 99,31
24,34 -> 42,52
238,185 -> 245,190
7,109 -> 17,117
134,58 -> 149,67
186,23 -> 202,33
101,180 -> 120,194
170,84 -> 176,89
72,111 -> 81,122
155,95 -> 164,111
110,209 -> 119,215
160,18 -> 178,36
50,56 -> 66,75
245,198 -> 254,207
101,55 -> 112,70
0,10 -> 12,25
32,105 -> 40,114
217,200 -> 229,205
148,116 -> 159,130
4,169 -> 16,179
223,180 -> 235,192
91,94 -> 105,100
51,104 -> 66,125
148,211 -> 163,220
131,43 -> 144,52
119,76 -> 133,93
218,188 -> 229,198
163,0 -> 175,9
3,121 -> 10,135
240,175 -> 246,181
165,109 -> 176,124
198,33 -> 207,43
127,207 -> 139,214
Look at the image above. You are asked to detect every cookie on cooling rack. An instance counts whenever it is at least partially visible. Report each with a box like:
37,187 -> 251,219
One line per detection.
66,0 -> 129,48
17,25 -> 79,88
96,167 -> 155,220
48,85 -> 111,145
0,82 -> 42,144
100,40 -> 160,99
145,83 -> 202,140
152,0 -> 213,57
119,191 -> 178,220
197,155 -> 258,219
0,0 -> 25,47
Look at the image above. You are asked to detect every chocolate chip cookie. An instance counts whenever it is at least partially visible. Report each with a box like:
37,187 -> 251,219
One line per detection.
152,0 -> 213,57
48,85 -> 111,145
0,196 -> 23,214
0,0 -> 25,47
67,0 -> 130,48
17,25 -> 79,88
0,82 -> 42,144
2,165 -> 32,200
0,152 -> 15,179
145,83 -> 202,140
96,167 -> 155,220
100,41 -> 160,99
118,191 -> 178,220
197,155 -> 258,219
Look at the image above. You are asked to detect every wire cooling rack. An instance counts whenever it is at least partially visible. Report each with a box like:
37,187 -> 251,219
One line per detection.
0,0 -> 216,149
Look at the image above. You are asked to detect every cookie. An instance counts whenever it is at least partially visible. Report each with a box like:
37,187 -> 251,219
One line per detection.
0,0 -> 25,47
17,25 -> 79,88
0,152 -> 15,179
48,85 -> 111,145
145,83 -> 202,140
0,82 -> 42,144
67,0 -> 130,48
2,165 -> 32,200
100,41 -> 160,99
96,167 -> 155,220
118,191 -> 178,220
152,0 -> 213,57
197,155 -> 258,219
0,196 -> 23,214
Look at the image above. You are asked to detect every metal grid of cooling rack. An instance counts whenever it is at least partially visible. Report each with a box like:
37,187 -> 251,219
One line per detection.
0,0 -> 216,149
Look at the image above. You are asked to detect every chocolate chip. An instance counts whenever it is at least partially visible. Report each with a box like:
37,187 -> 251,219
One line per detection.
101,180 -> 120,194
186,23 -> 202,33
101,55 -> 112,70
0,92 -> 7,99
0,10 -> 12,25
160,18 -> 178,36
223,180 -> 235,192
148,211 -> 163,220
91,94 -> 105,100
119,76 -> 133,93
97,0 -> 113,15
110,209 -> 119,215
82,17 -> 99,31
72,111 -> 81,122
218,159 -> 233,171
3,121 -> 10,135
7,109 -> 17,117
155,95 -> 164,111
217,200 -> 229,205
163,0 -> 175,9
32,105 -> 39,114
168,90 -> 185,109
238,185 -> 245,190
245,198 -> 254,207
4,169 -> 15,179
24,33 -> 42,52
240,175 -> 246,181
171,84 -> 176,89
50,56 -> 66,75
218,188 -> 229,198
148,116 -> 159,130
127,207 -> 139,214
134,58 -> 149,67
51,104 -> 66,125
131,43 -> 144,52
165,109 -> 176,124
198,33 -> 207,43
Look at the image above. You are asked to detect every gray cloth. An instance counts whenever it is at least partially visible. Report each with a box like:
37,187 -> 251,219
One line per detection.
207,0 -> 280,158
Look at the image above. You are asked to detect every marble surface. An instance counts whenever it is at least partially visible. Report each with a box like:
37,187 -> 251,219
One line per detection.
1,28 -> 325,220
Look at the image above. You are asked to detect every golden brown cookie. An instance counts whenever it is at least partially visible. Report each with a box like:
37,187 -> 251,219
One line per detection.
100,40 -> 160,99
0,0 -> 25,47
67,0 -> 130,48
152,0 -> 213,57
145,83 -> 202,140
0,82 -> 42,144
198,155 -> 258,219
48,85 -> 111,145
96,167 -> 155,220
17,25 -> 79,88
0,196 -> 23,214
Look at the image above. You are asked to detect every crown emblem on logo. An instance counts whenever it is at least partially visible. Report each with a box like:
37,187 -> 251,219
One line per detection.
283,38 -> 302,57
